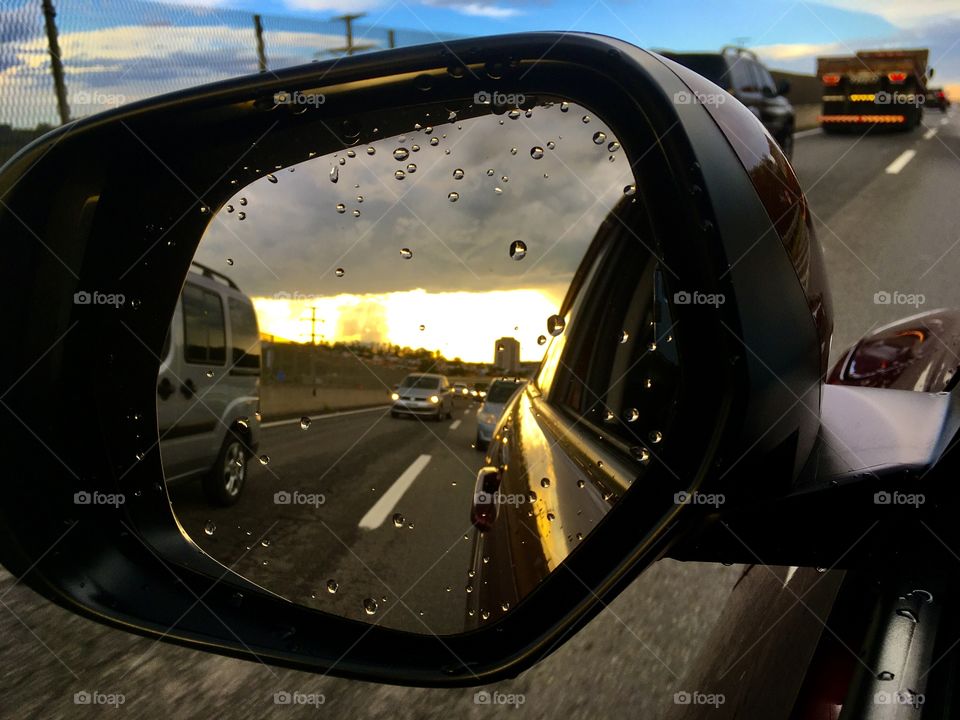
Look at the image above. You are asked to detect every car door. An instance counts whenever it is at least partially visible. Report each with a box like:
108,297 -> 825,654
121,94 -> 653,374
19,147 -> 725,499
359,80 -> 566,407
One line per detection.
157,282 -> 228,480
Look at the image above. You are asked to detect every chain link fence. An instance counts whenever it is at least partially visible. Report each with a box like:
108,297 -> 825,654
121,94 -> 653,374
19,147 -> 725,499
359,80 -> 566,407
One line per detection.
0,0 -> 456,160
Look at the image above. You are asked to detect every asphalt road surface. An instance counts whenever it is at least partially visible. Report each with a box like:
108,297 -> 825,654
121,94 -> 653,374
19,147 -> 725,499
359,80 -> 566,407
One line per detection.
2,107 -> 959,719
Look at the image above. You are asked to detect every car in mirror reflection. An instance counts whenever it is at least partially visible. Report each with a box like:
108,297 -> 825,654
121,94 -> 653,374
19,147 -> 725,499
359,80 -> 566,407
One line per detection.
390,373 -> 455,421
474,378 -> 526,450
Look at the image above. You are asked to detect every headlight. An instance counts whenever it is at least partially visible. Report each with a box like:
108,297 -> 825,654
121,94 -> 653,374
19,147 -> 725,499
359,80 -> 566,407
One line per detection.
429,395 -> 440,404
479,391 -> 487,397
391,392 -> 399,401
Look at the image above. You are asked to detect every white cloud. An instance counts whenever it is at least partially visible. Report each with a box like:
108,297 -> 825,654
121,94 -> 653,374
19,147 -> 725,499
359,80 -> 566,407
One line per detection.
752,41 -> 844,62
282,0 -> 385,11
811,0 -> 959,28
421,1 -> 523,19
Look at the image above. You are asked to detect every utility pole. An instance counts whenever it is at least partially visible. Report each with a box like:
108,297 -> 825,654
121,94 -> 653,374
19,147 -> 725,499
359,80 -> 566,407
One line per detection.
41,0 -> 70,124
324,14 -> 378,56
253,14 -> 267,72
308,306 -> 317,397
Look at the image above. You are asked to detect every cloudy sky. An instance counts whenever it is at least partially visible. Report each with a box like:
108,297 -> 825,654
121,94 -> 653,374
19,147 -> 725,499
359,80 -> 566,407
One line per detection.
2,0 -> 957,128
193,101 -> 634,361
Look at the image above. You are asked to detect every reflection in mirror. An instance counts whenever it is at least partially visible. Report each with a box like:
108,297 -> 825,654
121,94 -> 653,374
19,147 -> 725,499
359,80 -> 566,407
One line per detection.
158,98 -> 675,634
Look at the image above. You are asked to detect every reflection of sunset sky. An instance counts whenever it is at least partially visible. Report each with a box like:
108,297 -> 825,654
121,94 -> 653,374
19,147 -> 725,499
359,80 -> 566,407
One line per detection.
194,101 -> 634,362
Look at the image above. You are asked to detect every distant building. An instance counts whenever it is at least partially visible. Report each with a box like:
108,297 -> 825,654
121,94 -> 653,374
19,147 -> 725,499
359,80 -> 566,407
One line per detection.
494,337 -> 520,373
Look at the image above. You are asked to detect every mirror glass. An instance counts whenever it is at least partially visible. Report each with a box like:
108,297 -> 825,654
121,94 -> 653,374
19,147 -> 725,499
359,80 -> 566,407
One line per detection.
158,97 -> 675,634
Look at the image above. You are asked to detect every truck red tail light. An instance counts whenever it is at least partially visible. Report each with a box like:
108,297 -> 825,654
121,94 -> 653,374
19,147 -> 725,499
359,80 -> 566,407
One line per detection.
822,73 -> 841,86
887,71 -> 908,83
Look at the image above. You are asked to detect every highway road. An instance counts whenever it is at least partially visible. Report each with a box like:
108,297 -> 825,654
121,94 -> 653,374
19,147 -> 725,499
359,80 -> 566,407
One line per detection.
2,107 -> 959,719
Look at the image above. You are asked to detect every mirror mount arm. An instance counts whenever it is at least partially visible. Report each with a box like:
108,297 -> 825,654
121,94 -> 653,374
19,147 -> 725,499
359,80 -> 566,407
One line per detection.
667,384 -> 960,569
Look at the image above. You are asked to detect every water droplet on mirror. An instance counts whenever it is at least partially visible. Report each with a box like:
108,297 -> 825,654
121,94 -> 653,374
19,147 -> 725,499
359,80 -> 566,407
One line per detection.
649,430 -> 663,444
411,144 -> 420,152
363,598 -> 378,615
560,102 -> 569,112
392,513 -> 405,528
608,141 -> 621,152
356,195 -> 363,203
406,163 -> 417,173
592,131 -> 607,145
203,521 -> 216,536
482,556 -> 490,564
509,147 -> 518,155
407,521 -> 415,530
255,411 -> 263,421
537,335 -> 547,346
877,671 -> 895,681
352,209 -> 361,217
237,212 -> 246,220
444,148 -> 451,155
508,109 -> 521,120
267,174 -> 278,183
400,248 -> 413,259
501,175 -> 509,182
582,115 -> 591,123
448,192 -> 459,202
239,197 -> 247,206
419,324 -> 425,331
481,610 -> 490,620
261,537 -> 270,547
604,410 -> 615,422
395,169 -> 406,180
335,203 -> 346,213
509,240 -> 527,260
424,126 -> 432,133
547,512 -> 556,522
366,147 -> 376,155
644,378 -> 653,390
624,184 -> 637,196
205,370 -> 215,378
619,330 -> 630,343
547,140 -> 556,150
494,187 -> 503,195
486,168 -> 495,176
335,268 -> 345,277
299,416 -> 311,429
625,408 -> 640,423
452,168 -> 464,179
347,149 -> 356,158
445,585 -> 452,592
393,147 -> 409,161
329,166 -> 338,183
540,477 -> 551,488
468,569 -> 476,578
465,585 -> 473,594
326,579 -> 338,594
547,315 -> 566,336
226,258 -> 234,266
530,146 -> 544,159
226,205 -> 234,213
258,454 -> 270,465
430,137 -> 439,146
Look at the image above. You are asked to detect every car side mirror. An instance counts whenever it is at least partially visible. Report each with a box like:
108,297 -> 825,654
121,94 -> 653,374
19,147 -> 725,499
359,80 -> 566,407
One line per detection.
1,32 -> 865,686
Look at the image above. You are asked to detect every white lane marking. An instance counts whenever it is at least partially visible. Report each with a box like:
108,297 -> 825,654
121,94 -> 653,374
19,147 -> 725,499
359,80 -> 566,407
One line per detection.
449,419 -> 461,430
793,127 -> 821,139
261,405 -> 390,429
923,127 -> 938,140
359,454 -> 431,529
463,409 -> 471,416
885,149 -> 917,175
783,566 -> 798,588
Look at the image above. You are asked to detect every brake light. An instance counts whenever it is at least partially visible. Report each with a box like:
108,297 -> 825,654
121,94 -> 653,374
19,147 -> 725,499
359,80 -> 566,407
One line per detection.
822,73 -> 841,86
887,71 -> 907,84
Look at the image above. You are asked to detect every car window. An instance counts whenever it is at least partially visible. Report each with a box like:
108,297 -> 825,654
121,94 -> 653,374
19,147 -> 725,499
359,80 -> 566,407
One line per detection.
402,375 -> 440,389
228,296 -> 260,372
727,57 -> 758,92
754,62 -> 778,95
182,284 -> 226,365
486,381 -> 523,403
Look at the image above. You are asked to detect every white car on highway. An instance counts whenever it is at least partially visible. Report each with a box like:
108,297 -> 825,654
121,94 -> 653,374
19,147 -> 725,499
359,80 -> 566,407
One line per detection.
474,378 -> 526,450
390,373 -> 455,421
